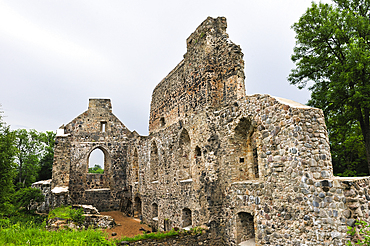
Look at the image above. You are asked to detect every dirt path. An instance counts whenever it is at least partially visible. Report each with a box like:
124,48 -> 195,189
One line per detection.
100,211 -> 151,240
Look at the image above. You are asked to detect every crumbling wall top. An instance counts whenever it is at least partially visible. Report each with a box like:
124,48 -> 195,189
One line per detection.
186,16 -> 227,51
149,16 -> 245,134
88,98 -> 112,112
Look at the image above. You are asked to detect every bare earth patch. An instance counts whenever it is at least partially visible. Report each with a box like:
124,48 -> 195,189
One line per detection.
100,211 -> 151,240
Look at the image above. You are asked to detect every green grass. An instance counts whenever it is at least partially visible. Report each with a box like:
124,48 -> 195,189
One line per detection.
113,229 -> 179,244
48,205 -> 85,225
48,206 -> 73,220
0,218 -> 114,246
113,227 -> 204,244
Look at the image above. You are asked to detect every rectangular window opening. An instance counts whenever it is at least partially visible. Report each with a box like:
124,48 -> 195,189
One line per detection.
101,122 -> 107,132
239,157 -> 245,163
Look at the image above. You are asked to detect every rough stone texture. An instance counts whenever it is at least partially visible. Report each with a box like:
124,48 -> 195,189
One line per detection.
41,16 -> 370,245
46,209 -> 115,230
51,98 -> 131,211
119,230 -> 224,246
31,179 -> 70,213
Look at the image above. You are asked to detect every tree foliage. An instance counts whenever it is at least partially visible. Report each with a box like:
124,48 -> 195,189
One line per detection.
13,129 -> 56,188
88,164 -> 104,174
37,131 -> 56,181
14,129 -> 44,188
12,187 -> 44,211
0,109 -> 16,214
289,0 -> 370,175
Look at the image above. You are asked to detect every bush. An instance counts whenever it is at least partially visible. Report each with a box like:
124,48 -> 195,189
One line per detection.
347,220 -> 370,245
48,206 -> 85,225
12,187 -> 44,211
114,228 -> 180,244
69,207 -> 85,225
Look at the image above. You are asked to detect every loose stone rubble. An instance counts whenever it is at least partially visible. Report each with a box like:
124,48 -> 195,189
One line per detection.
33,16 -> 370,245
46,204 -> 115,230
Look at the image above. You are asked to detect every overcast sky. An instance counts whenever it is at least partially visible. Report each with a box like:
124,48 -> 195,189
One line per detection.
0,0 -> 331,136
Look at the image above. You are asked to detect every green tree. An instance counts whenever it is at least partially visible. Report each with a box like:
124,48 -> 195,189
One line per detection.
88,164 -> 104,174
37,131 -> 55,181
289,0 -> 370,174
0,108 -> 16,214
14,129 -> 43,188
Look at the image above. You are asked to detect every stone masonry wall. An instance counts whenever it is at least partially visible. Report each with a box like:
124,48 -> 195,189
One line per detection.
52,99 -> 133,211
149,17 -> 245,133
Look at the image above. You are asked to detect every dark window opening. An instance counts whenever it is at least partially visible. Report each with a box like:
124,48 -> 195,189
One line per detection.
195,146 -> 201,157
133,148 -> 139,182
239,157 -> 245,163
237,212 -> 255,244
134,197 -> 142,218
151,141 -> 159,181
101,122 -> 107,132
160,117 -> 165,127
182,208 -> 192,228
152,203 -> 158,218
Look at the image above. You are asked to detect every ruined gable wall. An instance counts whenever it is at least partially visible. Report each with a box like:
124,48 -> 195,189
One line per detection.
53,99 -> 132,211
149,17 -> 245,133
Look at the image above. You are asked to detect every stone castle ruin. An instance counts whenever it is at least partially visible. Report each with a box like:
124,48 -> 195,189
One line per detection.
40,17 -> 370,245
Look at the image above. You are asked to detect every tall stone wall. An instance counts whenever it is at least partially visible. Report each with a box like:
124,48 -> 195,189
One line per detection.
149,17 -> 245,133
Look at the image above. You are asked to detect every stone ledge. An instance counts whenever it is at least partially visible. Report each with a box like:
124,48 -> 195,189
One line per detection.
51,186 -> 69,194
85,188 -> 111,192
180,178 -> 193,183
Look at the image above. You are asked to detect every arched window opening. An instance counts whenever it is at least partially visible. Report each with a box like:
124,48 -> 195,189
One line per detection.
133,148 -> 139,182
178,129 -> 191,180
134,197 -> 142,219
152,203 -> 159,232
233,117 -> 258,181
182,208 -> 192,228
152,203 -> 158,218
195,146 -> 201,157
150,141 -> 159,181
236,212 -> 255,245
88,148 -> 105,173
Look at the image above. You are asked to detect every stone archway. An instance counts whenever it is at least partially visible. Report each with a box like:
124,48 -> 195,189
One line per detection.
87,146 -> 111,174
